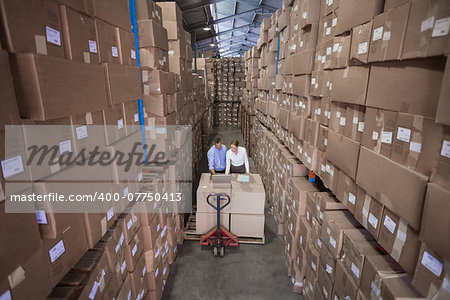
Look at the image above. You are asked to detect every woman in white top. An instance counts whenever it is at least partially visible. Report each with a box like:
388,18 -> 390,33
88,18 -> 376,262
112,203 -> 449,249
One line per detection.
225,140 -> 250,174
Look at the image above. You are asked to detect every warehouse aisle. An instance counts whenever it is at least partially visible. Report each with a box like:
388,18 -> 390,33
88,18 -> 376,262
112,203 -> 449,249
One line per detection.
162,127 -> 300,300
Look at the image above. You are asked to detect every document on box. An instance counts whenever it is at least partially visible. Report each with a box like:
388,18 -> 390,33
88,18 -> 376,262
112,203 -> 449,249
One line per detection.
237,174 -> 250,182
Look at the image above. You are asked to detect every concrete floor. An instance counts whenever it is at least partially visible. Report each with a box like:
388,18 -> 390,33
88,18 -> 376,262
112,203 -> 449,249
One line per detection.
162,127 -> 301,300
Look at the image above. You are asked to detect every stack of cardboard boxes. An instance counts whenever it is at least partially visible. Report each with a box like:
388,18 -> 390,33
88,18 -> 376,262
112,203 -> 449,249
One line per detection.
245,0 -> 449,298
207,57 -> 245,127
0,0 -> 196,299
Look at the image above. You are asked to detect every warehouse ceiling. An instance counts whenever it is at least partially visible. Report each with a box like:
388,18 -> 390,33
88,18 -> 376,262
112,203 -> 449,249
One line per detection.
154,0 -> 282,57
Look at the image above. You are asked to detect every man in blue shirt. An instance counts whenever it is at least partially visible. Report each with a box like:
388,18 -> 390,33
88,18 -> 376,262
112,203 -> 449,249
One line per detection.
207,137 -> 227,174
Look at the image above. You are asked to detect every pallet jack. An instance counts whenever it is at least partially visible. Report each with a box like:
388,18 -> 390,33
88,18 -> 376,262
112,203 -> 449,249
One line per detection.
200,193 -> 239,257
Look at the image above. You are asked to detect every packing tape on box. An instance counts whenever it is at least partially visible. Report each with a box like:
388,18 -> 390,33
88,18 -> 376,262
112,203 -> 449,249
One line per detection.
35,35 -> 47,55
8,265 -> 26,289
390,218 -> 407,262
101,217 -> 107,236
407,115 -> 424,167
426,260 -> 450,299
84,52 -> 91,64
362,192 -> 371,229
370,271 -> 408,300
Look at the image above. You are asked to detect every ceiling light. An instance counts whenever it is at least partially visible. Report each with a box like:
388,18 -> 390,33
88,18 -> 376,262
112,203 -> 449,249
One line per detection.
210,43 -> 215,47
203,27 -> 210,31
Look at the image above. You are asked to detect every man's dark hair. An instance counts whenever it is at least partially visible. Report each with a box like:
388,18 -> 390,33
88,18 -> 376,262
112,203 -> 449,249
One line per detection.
214,137 -> 221,144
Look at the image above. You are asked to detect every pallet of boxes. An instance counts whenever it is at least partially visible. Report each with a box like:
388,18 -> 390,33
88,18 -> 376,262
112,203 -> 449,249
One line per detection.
0,0 -> 186,299
191,174 -> 265,243
245,0 -> 450,298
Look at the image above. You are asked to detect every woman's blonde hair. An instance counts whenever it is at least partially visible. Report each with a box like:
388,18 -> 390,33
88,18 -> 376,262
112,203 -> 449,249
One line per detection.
230,140 -> 239,147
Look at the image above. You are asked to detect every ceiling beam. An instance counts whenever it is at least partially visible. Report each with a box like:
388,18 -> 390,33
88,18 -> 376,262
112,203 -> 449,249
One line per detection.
178,0 -> 278,12
197,23 -> 258,42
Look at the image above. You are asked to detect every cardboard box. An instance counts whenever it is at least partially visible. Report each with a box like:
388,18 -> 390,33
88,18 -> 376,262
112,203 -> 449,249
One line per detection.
94,0 -> 131,31
355,187 -> 384,239
318,263 -> 333,300
196,212 -> 230,234
142,94 -> 174,117
334,0 -> 384,35
123,100 -> 140,135
350,21 -> 372,65
368,3 -> 410,62
359,254 -> 407,300
402,0 -> 450,59
140,47 -> 169,71
430,129 -> 450,190
336,170 -> 358,214
287,177 -> 320,217
319,241 -> 337,283
60,5 -> 99,63
163,20 -> 181,40
142,69 -> 175,95
125,226 -> 145,272
384,0 -> 412,10
11,53 -> 108,120
321,210 -> 361,258
329,101 -> 347,135
420,183 -> 450,261
436,57 -> 450,126
95,19 -> 121,64
59,0 -> 95,16
342,229 -> 381,286
356,146 -> 428,231
331,35 -> 351,69
130,252 -> 148,299
291,49 -> 315,75
360,107 -> 397,158
333,260 -> 359,300
231,213 -> 265,238
330,66 -> 370,106
118,28 -> 137,66
326,130 -> 360,180
103,103 -> 127,145
378,207 -> 421,275
138,20 -> 168,51
0,249 -> 53,300
157,1 -> 183,28
231,181 -> 265,214
0,0 -> 65,57
43,215 -> 89,286
307,242 -> 320,278
412,243 -> 448,299
299,0 -> 321,29
136,0 -> 162,24
103,63 -> 142,105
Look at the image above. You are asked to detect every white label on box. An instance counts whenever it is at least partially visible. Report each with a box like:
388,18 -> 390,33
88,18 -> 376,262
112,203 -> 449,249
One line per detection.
339,117 -> 346,126
358,42 -> 368,54
326,264 -> 333,274
0,291 -> 12,300
134,113 -> 139,123
372,131 -> 379,140
46,26 -> 61,46
132,244 -> 138,256
397,127 -> 411,142
1,155 -> 24,178
317,108 -> 322,115
323,287 -> 328,298
88,40 -> 97,53
138,171 -> 143,182
163,267 -> 167,276
117,119 -> 124,129
324,22 -> 328,29
89,281 -> 100,299
326,164 -> 331,174
332,18 -> 337,27
338,46 -> 342,53
383,31 -> 391,41
112,46 -> 119,57
421,251 -> 443,277
381,131 -> 392,144
326,47 -> 332,56
123,187 -> 129,197
300,40 -> 304,48
373,26 -> 383,41
317,239 -> 322,248
351,262 -> 360,278
324,138 -> 328,146
36,210 -> 48,224
421,17 -> 435,32
348,193 -> 356,205
107,207 -> 114,221
49,240 -> 65,263
329,236 -> 336,248
155,268 -> 159,278
333,43 -> 339,52
368,213 -> 378,229
440,140 -> 450,158
142,266 -> 147,277
383,215 -> 396,234
432,17 -> 450,37
443,278 -> 450,292
121,260 -> 127,273
294,24 -> 299,31
306,211 -> 310,221
328,0 -> 333,6
131,49 -> 136,59
336,111 -> 341,118
127,218 -> 133,230
311,78 -> 316,85
76,125 -> 88,140
307,156 -> 312,164
326,27 -> 331,36
410,142 -> 422,153
311,261 -> 317,271
321,164 -> 326,172
302,12 -> 307,19
59,140 -> 72,155
300,235 -> 303,245
358,122 -> 365,132
353,117 -> 358,124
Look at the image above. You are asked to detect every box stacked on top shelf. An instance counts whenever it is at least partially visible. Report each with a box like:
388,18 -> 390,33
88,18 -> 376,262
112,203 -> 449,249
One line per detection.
0,0 -> 191,299
244,0 -> 449,298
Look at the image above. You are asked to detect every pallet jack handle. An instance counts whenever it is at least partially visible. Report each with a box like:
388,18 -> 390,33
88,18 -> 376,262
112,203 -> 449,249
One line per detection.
206,193 -> 230,211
